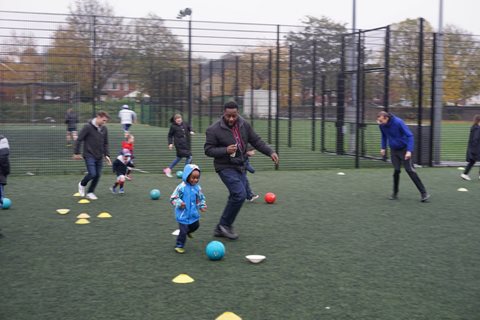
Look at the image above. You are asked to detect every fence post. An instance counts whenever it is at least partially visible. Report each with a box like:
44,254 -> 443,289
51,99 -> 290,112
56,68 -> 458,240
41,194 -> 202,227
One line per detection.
384,26 -> 390,112
268,49 -> 273,144
355,31 -> 362,168
311,40 -> 317,151
321,74 -> 326,152
250,53 -> 255,127
417,18 -> 424,164
209,60 -> 213,125
288,45 -> 293,148
275,24 -> 280,170
430,33 -> 437,167
198,64 -> 203,133
188,20 -> 193,128
91,15 -> 97,117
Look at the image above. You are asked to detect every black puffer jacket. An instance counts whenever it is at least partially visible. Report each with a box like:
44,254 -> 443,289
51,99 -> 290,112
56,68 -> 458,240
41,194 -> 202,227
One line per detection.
0,135 -> 10,185
466,125 -> 480,161
204,116 -> 273,172
168,122 -> 192,157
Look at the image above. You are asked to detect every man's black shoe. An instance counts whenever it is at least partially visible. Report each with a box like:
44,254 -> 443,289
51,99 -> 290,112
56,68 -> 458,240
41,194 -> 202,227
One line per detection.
389,193 -> 398,200
214,225 -> 239,240
420,193 -> 430,202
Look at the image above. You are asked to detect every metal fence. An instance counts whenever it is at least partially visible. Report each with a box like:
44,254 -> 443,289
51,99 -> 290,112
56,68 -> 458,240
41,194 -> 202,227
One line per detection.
1,11 -> 480,174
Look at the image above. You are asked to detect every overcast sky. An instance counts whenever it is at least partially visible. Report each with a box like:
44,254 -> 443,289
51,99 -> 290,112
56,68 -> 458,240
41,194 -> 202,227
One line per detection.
1,0 -> 478,34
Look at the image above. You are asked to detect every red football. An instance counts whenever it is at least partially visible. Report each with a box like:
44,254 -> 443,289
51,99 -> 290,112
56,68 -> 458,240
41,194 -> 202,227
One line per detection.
264,192 -> 276,204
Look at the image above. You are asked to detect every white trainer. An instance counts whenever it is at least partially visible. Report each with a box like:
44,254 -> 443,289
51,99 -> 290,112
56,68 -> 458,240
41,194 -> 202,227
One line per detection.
461,173 -> 471,181
78,182 -> 86,197
86,193 -> 98,200
163,167 -> 173,178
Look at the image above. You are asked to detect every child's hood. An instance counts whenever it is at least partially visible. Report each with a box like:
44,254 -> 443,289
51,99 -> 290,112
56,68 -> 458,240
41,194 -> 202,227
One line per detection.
182,164 -> 200,183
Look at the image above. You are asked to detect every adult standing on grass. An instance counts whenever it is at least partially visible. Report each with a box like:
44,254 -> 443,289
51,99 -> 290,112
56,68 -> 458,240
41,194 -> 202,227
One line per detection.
376,111 -> 430,202
73,111 -> 111,200
64,108 -> 79,147
204,101 -> 279,240
118,104 -> 137,137
460,114 -> 480,181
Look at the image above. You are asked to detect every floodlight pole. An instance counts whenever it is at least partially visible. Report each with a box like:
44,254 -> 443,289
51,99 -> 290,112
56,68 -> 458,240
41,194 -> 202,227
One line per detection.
433,0 -> 444,165
177,8 -> 193,127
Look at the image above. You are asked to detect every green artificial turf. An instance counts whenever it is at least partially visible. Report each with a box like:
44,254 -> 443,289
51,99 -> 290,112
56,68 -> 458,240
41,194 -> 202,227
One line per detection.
1,168 -> 479,319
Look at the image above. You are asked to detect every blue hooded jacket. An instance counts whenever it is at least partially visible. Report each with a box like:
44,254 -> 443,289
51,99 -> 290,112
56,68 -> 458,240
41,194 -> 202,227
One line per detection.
170,164 -> 207,225
379,114 -> 414,152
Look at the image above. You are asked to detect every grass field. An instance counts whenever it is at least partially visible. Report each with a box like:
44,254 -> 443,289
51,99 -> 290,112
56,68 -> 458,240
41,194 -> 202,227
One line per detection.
1,167 -> 479,319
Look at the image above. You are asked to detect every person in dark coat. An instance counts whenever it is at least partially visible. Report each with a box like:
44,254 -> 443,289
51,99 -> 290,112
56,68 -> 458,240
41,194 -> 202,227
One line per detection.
461,114 -> 480,181
65,108 -> 79,146
204,101 -> 279,240
0,134 -> 10,238
163,114 -> 194,178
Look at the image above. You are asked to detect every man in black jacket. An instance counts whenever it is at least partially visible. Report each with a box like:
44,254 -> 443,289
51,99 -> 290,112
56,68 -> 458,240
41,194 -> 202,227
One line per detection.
204,101 -> 279,240
73,111 -> 111,200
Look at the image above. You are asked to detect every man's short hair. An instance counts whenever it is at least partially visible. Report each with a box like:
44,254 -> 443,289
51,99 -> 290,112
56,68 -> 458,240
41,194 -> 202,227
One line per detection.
377,111 -> 390,118
97,111 -> 110,119
224,101 -> 239,110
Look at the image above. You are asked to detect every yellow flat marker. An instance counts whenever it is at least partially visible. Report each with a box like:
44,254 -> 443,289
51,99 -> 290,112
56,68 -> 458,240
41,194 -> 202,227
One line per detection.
457,188 -> 468,192
215,312 -> 242,320
97,212 -> 112,218
56,209 -> 70,215
457,167 -> 465,171
75,218 -> 90,225
78,199 -> 90,204
172,274 -> 194,284
76,213 -> 91,219
73,192 -> 81,197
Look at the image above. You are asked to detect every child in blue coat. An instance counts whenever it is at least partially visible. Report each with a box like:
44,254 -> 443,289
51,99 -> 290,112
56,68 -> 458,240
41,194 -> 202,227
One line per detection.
170,164 -> 207,253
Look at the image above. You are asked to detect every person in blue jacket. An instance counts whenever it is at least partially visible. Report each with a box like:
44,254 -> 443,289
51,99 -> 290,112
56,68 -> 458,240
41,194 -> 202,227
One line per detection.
170,164 -> 207,254
377,111 -> 430,202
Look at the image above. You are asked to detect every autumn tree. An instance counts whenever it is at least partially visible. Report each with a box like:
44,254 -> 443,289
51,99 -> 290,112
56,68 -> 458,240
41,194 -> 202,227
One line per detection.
128,13 -> 186,98
389,18 -> 434,107
442,25 -> 480,105
285,16 -> 347,100
66,0 -> 129,101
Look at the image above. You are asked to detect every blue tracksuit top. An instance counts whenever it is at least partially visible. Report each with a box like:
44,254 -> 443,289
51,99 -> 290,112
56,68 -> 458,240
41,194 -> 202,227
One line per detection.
379,115 -> 414,152
170,164 -> 207,225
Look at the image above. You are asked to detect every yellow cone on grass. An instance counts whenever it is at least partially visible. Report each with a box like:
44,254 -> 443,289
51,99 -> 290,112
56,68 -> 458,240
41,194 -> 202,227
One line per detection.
75,218 -> 90,225
172,274 -> 194,284
56,209 -> 70,215
76,213 -> 91,219
78,199 -> 90,204
97,212 -> 112,218
216,312 -> 242,320
73,192 -> 81,197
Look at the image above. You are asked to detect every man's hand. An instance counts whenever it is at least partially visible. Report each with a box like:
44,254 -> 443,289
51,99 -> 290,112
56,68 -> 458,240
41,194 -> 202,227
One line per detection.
105,156 -> 112,165
271,152 -> 279,165
226,144 -> 237,156
405,151 -> 412,160
246,150 -> 255,157
72,154 -> 82,160
168,144 -> 174,150
380,149 -> 386,157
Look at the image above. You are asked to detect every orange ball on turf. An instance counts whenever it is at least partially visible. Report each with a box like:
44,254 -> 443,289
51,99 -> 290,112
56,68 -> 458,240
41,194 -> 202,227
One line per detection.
264,192 -> 276,204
